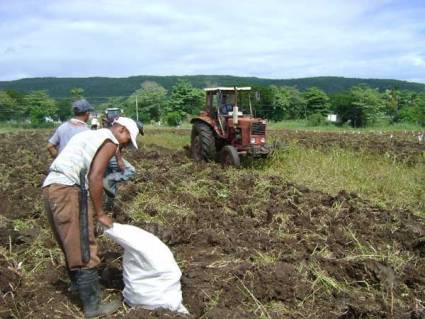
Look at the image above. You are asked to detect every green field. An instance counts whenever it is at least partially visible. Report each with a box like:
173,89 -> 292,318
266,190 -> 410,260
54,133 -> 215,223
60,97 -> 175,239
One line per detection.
267,119 -> 424,132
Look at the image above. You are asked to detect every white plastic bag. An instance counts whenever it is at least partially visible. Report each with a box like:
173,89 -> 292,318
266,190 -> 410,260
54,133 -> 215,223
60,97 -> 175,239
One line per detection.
105,223 -> 189,314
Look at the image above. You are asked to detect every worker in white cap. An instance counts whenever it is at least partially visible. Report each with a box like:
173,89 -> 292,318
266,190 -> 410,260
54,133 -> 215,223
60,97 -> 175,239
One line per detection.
42,117 -> 139,318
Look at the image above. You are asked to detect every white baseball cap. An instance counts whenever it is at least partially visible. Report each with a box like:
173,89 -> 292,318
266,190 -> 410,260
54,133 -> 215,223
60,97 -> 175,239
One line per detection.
114,117 -> 139,149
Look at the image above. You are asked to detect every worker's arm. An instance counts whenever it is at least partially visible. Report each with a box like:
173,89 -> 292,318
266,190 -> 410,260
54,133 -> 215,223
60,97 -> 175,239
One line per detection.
48,127 -> 61,158
47,143 -> 59,158
89,140 -> 118,227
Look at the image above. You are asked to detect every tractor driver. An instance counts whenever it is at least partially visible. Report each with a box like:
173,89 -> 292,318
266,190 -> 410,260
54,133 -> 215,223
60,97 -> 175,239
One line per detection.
220,94 -> 233,115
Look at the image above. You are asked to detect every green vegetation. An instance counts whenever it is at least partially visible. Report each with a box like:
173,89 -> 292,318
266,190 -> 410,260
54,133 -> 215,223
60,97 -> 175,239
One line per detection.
303,86 -> 330,116
168,79 -> 204,119
1,76 -> 425,128
0,122 -> 53,133
268,85 -> 307,120
1,75 -> 424,98
0,123 -> 21,133
254,143 -> 425,214
267,119 -> 424,131
126,81 -> 168,122
140,130 -> 189,149
250,250 -> 281,266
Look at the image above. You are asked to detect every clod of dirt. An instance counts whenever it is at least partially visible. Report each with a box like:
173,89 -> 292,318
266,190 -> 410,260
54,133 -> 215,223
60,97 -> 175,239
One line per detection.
0,256 -> 20,294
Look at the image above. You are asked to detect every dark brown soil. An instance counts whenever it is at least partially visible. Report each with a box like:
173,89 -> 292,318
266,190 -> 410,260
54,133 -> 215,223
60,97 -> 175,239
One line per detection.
0,255 -> 20,318
0,130 -> 424,319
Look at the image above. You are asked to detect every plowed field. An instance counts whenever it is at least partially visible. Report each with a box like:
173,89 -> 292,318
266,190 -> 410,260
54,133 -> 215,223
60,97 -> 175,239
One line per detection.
0,130 -> 424,319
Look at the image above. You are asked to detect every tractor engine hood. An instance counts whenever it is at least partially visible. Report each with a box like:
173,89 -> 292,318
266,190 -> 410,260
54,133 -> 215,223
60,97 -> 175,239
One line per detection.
227,117 -> 267,147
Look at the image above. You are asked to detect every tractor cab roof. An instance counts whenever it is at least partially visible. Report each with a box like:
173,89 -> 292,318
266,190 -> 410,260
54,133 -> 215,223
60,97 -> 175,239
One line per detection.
204,87 -> 251,93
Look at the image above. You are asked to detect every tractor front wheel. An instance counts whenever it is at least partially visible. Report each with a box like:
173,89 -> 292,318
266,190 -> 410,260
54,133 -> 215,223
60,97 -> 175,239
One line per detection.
220,145 -> 240,168
191,122 -> 216,162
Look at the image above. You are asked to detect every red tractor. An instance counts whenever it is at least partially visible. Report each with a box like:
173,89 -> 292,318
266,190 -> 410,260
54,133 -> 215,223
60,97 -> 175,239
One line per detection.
190,87 -> 270,167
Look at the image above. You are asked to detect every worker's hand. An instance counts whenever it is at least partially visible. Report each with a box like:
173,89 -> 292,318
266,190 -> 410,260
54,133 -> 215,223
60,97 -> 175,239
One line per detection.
47,144 -> 58,159
117,156 -> 126,172
97,213 -> 113,228
115,148 -> 126,172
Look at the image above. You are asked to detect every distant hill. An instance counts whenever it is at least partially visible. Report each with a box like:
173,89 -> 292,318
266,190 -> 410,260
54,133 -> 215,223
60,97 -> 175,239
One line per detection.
1,75 -> 424,104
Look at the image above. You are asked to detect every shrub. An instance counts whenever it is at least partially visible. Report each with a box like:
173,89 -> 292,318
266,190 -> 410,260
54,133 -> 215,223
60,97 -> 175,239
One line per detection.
164,112 -> 182,126
307,113 -> 327,126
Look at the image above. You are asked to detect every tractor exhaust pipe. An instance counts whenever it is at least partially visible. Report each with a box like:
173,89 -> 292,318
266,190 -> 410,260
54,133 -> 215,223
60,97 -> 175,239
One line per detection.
233,105 -> 239,125
233,86 -> 239,125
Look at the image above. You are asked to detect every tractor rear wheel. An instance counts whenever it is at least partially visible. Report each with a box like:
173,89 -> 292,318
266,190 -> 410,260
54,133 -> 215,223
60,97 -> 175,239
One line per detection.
191,122 -> 216,162
220,145 -> 240,168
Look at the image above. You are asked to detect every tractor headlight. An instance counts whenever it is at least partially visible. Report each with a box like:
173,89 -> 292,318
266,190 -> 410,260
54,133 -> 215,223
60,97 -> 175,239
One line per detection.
260,137 -> 265,143
250,137 -> 256,144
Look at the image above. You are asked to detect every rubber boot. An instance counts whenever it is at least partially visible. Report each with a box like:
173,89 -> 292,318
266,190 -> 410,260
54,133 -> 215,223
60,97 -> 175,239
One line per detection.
67,269 -> 78,295
75,268 -> 121,318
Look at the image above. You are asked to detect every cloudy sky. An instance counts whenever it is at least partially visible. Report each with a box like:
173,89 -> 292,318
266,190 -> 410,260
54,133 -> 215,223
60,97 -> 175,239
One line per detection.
1,0 -> 424,82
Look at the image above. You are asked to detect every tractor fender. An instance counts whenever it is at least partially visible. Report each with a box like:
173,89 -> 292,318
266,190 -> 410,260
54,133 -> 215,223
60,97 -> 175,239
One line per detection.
190,117 -> 223,138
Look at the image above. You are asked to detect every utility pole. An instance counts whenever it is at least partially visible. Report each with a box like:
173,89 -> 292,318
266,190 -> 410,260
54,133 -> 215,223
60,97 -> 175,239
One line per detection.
136,95 -> 139,121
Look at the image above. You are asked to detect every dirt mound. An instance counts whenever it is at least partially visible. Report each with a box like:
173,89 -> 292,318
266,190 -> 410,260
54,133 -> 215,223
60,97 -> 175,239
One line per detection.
0,255 -> 21,318
0,130 -> 424,318
0,257 -> 19,294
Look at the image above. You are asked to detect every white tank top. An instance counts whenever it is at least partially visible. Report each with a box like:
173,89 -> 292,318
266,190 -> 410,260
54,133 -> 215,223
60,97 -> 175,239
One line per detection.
43,129 -> 119,188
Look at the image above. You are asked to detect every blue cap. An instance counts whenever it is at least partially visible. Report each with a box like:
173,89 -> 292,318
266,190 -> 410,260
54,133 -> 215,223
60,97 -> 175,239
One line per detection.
72,99 -> 93,113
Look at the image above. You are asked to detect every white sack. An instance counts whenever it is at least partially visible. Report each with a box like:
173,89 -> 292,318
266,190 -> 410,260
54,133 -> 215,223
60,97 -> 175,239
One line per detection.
104,223 -> 189,314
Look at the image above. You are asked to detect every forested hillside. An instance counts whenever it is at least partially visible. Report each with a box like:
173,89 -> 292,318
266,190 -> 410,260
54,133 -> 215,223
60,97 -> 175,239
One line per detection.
1,75 -> 424,102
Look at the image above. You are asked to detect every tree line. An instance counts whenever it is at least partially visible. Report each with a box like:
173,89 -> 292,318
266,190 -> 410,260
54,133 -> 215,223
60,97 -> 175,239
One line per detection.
2,75 -> 425,98
253,84 -> 425,127
0,79 -> 424,127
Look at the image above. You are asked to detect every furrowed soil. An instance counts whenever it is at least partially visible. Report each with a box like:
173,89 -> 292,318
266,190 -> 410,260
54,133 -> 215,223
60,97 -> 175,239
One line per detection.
149,128 -> 425,164
1,130 -> 424,319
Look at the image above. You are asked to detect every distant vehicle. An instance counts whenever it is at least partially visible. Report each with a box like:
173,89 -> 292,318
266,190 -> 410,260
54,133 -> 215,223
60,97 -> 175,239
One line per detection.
102,108 -> 122,128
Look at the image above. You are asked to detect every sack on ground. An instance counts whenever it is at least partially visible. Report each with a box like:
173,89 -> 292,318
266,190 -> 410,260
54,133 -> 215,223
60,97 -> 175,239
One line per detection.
105,223 -> 189,314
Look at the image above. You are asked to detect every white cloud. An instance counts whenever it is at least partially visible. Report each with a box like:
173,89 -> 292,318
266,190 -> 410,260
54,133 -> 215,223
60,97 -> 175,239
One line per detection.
0,0 -> 424,83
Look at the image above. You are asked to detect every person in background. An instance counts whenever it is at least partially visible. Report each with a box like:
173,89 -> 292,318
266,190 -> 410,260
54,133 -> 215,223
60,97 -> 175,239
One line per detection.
47,99 -> 92,158
90,117 -> 99,130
